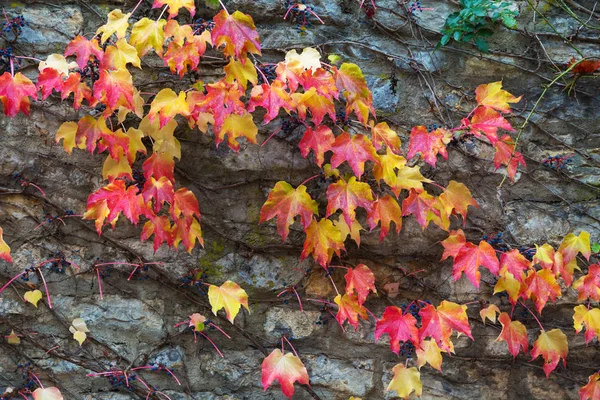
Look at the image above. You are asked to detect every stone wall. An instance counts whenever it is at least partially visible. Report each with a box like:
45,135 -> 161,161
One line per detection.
0,0 -> 599,399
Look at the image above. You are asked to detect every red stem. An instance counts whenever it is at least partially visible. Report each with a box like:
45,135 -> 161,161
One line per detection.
173,320 -> 189,328
156,391 -> 173,400
0,271 -> 25,295
218,0 -> 229,15
283,336 -> 300,358
327,273 -> 340,296
291,286 -> 304,312
156,5 -> 168,21
163,367 -> 181,386
261,127 -> 282,147
130,0 -> 144,16
208,322 -> 231,339
14,55 -> 44,63
199,332 -> 224,357
137,376 -> 151,391
96,268 -> 103,300
306,9 -> 325,24
127,265 -> 139,281
255,63 -> 271,88
29,372 -> 44,388
283,5 -> 295,20
37,269 -> 52,309
10,57 -> 14,76
300,174 -> 320,186
95,262 -> 140,267
518,301 -> 545,331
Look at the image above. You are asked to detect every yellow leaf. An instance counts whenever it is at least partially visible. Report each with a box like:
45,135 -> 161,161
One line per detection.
149,89 -> 190,128
96,9 -> 131,44
387,364 -> 422,399
475,81 -> 522,113
494,271 -> 523,304
559,231 -> 591,262
217,113 -> 258,151
55,121 -> 79,154
224,57 -> 258,90
102,151 -> 132,181
285,47 -> 321,72
38,54 -> 77,75
73,331 -> 86,346
573,305 -> 600,344
129,17 -> 167,57
208,280 -> 250,323
416,338 -> 444,371
480,304 -> 500,323
7,330 -> 20,345
24,290 -> 43,307
103,38 -> 141,70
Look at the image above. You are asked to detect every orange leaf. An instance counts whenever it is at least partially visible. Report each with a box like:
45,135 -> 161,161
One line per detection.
419,300 -> 472,352
300,218 -> 345,268
480,304 -> 500,323
64,35 -> 104,69
375,306 -> 419,354
441,229 -> 467,261
344,264 -> 376,304
523,268 -> 561,314
475,81 -> 522,113
325,176 -> 373,228
499,249 -> 530,282
493,135 -> 526,181
580,372 -> 600,400
211,10 -> 261,59
329,132 -> 378,179
261,349 -> 309,399
573,264 -> 600,302
496,312 -> 529,358
370,121 -> 401,153
437,180 -> 479,222
215,113 -> 258,151
402,189 -> 436,229
248,80 -> 295,124
469,105 -> 514,144
84,180 -> 143,234
530,328 -> 568,377
298,125 -> 335,167
141,215 -> 174,251
152,0 -> 195,19
334,293 -> 368,330
0,72 -> 38,117
366,194 -> 402,241
407,126 -> 452,167
93,68 -> 135,114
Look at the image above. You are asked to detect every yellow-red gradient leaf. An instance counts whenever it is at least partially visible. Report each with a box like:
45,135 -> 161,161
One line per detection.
407,126 -> 452,167
333,215 -> 363,246
163,31 -> 211,77
208,280 -> 249,323
32,387 -> 63,400
130,17 -> 167,57
300,218 -> 345,268
366,195 -> 402,242
573,305 -> 600,344
329,132 -> 378,179
325,176 -> 373,228
248,81 -> 295,125
493,134 -> 526,181
387,364 -> 422,400
0,227 -> 11,263
451,241 -> 499,288
93,68 -> 134,114
211,10 -> 261,59
523,268 -> 561,314
37,68 -> 64,100
573,264 -> 600,302
96,9 -> 131,44
216,113 -> 258,151
102,151 -> 132,181
141,215 -> 174,251
533,243 -> 555,269
85,180 -> 143,234
344,264 -> 376,304
334,293 -> 368,330
402,189 -> 436,229
438,180 -> 479,221
494,270 -> 522,304
153,0 -> 195,19
61,72 -> 95,109
580,372 -> 600,400
102,38 -> 141,70
441,229 -> 467,261
370,121 -> 401,153
173,216 -> 204,252
374,306 -> 419,354
480,304 -> 500,323
559,231 -> 591,262
419,300 -> 472,352
530,328 -> 568,377
65,35 -> 104,69
297,87 -> 336,126
469,105 -> 514,144
149,89 -> 190,128
261,349 -> 309,399
499,249 -> 530,282
259,181 -> 318,242
298,125 -> 334,167
170,188 -> 201,220
333,63 -> 371,98
416,338 -> 444,371
0,72 -> 38,117
142,176 -> 174,213
224,57 -> 258,90
497,312 -> 528,358
475,81 -> 522,113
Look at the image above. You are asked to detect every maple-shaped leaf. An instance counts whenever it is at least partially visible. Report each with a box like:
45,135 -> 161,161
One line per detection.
366,195 -> 402,241
419,300 -> 473,352
333,215 -> 363,246
329,132 -> 378,179
57,115 -> 109,154
164,19 -> 194,45
102,151 -> 132,181
333,63 -> 371,99
523,268 -> 562,314
148,89 -> 190,128
84,180 -> 142,234
373,148 -> 407,196
499,249 -> 531,282
573,305 -> 600,344
285,47 -> 321,72
0,72 -> 38,117
248,80 -> 295,124
259,181 -> 318,241
298,125 -> 334,167
37,68 -> 64,100
469,106 -> 514,144
493,134 -> 526,181
0,227 -> 12,263
300,218 -> 345,268
496,312 -> 529,358
326,176 -> 373,228
573,264 -> 600,302
533,243 -> 555,270
344,92 -> 374,126
296,87 -> 336,126
494,270 -> 522,304
580,372 -> 600,400
387,364 -> 422,400
344,264 -> 376,304
370,121 -> 401,153
480,304 -> 500,323
64,35 -> 104,69
402,189 -> 436,229
450,241 -> 499,287
440,229 -> 467,261
143,152 -> 176,183
61,72 -> 95,109
153,0 -> 195,19
407,126 -> 452,167
211,10 -> 261,59
224,57 -> 258,90
475,81 -> 522,113
300,68 -> 339,100
334,294 -> 368,330
7,329 -> 20,344
32,387 -> 63,400
416,338 -> 444,371
93,68 -> 135,114
141,215 -> 174,251
38,54 -> 76,76
163,31 -> 211,77
173,216 -> 204,252
437,180 -> 479,222
142,176 -> 175,213
208,280 -> 249,323
170,188 -> 201,220
102,38 -> 141,70
96,9 -> 131,44
129,17 -> 167,57
261,349 -> 309,399
530,329 -> 568,377
559,231 -> 591,263
569,57 -> 600,74
215,113 -> 258,151
375,306 -> 419,354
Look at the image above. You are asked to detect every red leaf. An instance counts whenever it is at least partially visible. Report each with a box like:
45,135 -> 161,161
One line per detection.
84,180 -> 143,234
61,72 -> 95,109
523,268 -> 562,314
141,215 -> 174,252
451,241 -> 499,288
496,312 -> 529,358
0,72 -> 38,117
261,349 -> 309,399
329,132 -> 378,179
93,68 -> 135,114
469,106 -> 514,145
298,125 -> 335,167
211,10 -> 261,59
580,372 -> 600,400
173,216 -> 203,252
142,176 -> 175,213
345,264 -> 377,304
569,57 -> 600,75
499,249 -> 530,282
418,301 -> 473,352
37,68 -> 64,100
573,264 -> 600,302
248,80 -> 295,124
143,152 -> 175,182
407,126 -> 452,167
366,195 -> 402,241
530,329 -> 568,377
401,189 -> 436,229
334,293 -> 368,330
440,229 -> 467,261
325,176 -> 373,228
64,35 -> 104,70
170,188 -> 201,220
375,306 -> 419,354
493,134 -> 526,181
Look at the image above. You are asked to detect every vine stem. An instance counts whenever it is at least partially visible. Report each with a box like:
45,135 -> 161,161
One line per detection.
96,268 -> 103,300
518,301 -> 545,331
498,60 -> 581,188
130,0 -> 145,17
209,321 -> 231,339
218,0 -> 230,15
327,273 -> 340,296
200,332 -> 224,357
0,271 -> 25,295
261,127 -> 282,147
10,57 -> 14,76
37,269 -> 52,309
14,55 -> 43,63
156,5 -> 168,21
300,174 -> 320,186
29,372 -> 44,388
283,336 -> 300,358
254,63 -> 271,88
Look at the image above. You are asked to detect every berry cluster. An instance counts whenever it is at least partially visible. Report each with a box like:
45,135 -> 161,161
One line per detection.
335,109 -> 347,126
192,18 -> 215,34
315,306 -> 332,325
407,1 -> 425,13
284,0 -> 316,34
49,251 -> 69,274
0,47 -> 15,69
281,116 -> 302,135
482,232 -> 509,252
131,168 -> 146,191
426,123 -> 442,132
106,371 -> 137,389
20,266 -> 38,282
363,2 -> 375,18
80,59 -> 100,82
518,246 -> 536,260
389,71 -> 398,96
179,268 -> 209,294
542,153 -> 574,170
257,63 -> 277,84
2,15 -> 27,38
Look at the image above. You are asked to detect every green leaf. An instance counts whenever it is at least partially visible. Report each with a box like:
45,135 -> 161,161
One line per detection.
440,35 -> 451,46
592,243 -> 600,254
205,0 -> 220,8
501,15 -> 517,29
475,37 -> 489,53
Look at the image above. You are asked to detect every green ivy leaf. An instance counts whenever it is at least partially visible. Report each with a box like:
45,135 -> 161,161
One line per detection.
475,37 -> 489,53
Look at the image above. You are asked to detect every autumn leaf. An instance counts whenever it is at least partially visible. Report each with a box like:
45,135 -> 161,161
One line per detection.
450,240 -> 499,288
480,304 -> 500,323
344,264 -> 376,305
440,229 -> 467,261
142,176 -> 175,213
0,72 -> 38,117
84,180 -> 143,234
224,57 -> 258,90
189,313 -> 207,332
24,290 -> 43,307
469,106 -> 514,144
285,47 -> 321,72
93,68 -> 135,114
300,218 -> 345,268
296,87 -> 336,126
416,339 -> 444,371
211,10 -> 261,59
32,387 -> 63,400
170,188 -> 201,220
173,216 -> 204,252
329,132 -> 378,179
261,349 -> 309,399
248,80 -> 295,124
301,68 -> 339,100
573,264 -> 600,302
475,81 -> 522,113
499,249 -> 531,282
496,312 -> 528,358
61,72 -> 95,109
64,35 -> 104,69
580,372 -> 600,400
402,189 -> 436,229
7,330 -> 20,345
334,294 -> 368,330
96,9 -> 131,44
326,176 -> 373,228
69,318 -> 90,346
530,328 -> 568,377
493,134 -> 526,181
419,300 -> 473,352
259,181 -> 318,241
0,227 -> 12,263
387,364 -> 422,399
298,125 -> 335,167
333,63 -> 371,99
208,280 -> 249,323
523,268 -> 561,314
437,180 -> 479,222
493,270 -> 522,304
102,38 -> 141,70
141,215 -> 174,251
216,113 -> 258,151
559,231 -> 591,263
573,305 -> 600,344
366,195 -> 402,241
407,126 -> 452,167
153,0 -> 195,19
37,68 -> 64,100
148,89 -> 190,128
375,306 -> 419,354
163,31 -> 211,77
102,151 -> 132,181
